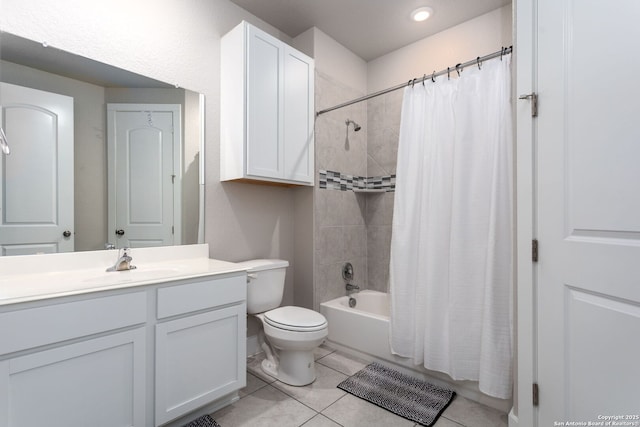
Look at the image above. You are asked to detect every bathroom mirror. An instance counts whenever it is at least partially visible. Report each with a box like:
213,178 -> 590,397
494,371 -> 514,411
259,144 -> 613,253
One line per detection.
0,33 -> 204,255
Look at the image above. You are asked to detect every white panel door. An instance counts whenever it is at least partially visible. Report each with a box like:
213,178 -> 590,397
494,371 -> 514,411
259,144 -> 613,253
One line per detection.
107,104 -> 181,249
535,0 -> 640,424
246,25 -> 284,179
0,83 -> 74,255
283,47 -> 314,184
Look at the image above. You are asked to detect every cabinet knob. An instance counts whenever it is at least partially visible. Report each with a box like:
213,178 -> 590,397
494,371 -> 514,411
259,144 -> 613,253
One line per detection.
63,230 -> 72,238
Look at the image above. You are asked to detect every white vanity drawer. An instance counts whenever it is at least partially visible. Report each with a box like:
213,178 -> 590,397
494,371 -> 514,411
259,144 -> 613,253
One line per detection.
156,274 -> 246,319
0,292 -> 147,356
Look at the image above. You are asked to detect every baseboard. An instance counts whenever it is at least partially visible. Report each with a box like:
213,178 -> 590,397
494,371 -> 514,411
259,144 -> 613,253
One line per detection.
508,408 -> 518,427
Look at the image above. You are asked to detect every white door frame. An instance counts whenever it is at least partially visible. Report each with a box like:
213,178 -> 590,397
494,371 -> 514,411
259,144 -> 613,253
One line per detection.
512,0 -> 536,426
107,103 -> 182,247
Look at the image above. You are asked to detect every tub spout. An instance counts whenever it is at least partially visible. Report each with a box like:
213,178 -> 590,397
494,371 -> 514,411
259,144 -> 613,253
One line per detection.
346,283 -> 360,292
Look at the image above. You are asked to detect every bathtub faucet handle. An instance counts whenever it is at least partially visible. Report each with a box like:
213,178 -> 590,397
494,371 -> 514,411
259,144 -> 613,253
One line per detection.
346,283 -> 360,292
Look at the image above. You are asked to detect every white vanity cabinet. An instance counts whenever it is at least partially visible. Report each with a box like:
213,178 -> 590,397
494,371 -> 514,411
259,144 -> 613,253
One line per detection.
0,268 -> 246,427
155,275 -> 246,425
221,21 -> 315,186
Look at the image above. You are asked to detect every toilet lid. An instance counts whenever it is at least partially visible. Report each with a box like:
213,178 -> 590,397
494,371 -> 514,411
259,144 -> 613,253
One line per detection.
264,306 -> 327,332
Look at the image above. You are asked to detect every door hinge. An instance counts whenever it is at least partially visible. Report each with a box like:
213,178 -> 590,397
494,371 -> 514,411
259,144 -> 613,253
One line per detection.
519,92 -> 538,117
532,239 -> 539,263
171,174 -> 176,184
533,383 -> 539,406
172,226 -> 174,235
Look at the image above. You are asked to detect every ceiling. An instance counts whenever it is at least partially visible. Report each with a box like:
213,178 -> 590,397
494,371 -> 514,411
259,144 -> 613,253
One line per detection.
229,0 -> 511,62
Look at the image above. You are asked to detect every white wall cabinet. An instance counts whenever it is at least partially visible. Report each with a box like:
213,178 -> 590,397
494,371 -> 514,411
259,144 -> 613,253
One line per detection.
0,273 -> 246,427
221,21 -> 315,186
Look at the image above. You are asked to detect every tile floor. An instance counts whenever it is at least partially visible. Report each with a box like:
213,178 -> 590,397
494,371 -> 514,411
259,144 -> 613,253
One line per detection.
211,345 -> 508,427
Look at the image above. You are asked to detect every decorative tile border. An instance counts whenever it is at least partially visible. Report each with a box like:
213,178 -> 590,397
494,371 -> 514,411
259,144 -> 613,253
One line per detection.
319,169 -> 395,192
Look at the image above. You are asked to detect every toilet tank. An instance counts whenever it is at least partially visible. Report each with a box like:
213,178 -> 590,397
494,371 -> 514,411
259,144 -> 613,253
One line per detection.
236,259 -> 289,314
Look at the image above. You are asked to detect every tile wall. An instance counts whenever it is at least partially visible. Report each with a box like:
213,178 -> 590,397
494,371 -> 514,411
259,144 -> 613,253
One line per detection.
313,71 -> 404,308
314,70 -> 367,310
365,90 -> 403,293
319,170 -> 395,192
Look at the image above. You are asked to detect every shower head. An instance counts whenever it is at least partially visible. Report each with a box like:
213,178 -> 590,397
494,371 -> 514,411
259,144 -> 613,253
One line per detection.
346,119 -> 361,132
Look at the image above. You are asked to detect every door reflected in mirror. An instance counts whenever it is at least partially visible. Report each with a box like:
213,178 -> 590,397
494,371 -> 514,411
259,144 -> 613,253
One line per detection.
0,33 -> 204,255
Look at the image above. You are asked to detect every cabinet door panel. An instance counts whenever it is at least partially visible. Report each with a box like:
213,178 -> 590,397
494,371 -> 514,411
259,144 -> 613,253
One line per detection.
0,328 -> 146,427
246,26 -> 283,179
155,303 -> 246,425
283,48 -> 314,183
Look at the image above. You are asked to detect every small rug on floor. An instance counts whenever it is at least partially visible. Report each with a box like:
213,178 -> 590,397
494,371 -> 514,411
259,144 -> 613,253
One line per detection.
337,362 -> 456,427
181,415 -> 220,427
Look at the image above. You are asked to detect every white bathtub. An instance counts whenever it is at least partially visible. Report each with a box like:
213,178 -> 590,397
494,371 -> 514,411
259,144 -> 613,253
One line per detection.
320,290 -> 511,413
320,290 -> 391,358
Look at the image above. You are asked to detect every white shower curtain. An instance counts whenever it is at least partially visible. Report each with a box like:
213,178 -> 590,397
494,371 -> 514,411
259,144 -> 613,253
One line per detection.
389,56 -> 513,399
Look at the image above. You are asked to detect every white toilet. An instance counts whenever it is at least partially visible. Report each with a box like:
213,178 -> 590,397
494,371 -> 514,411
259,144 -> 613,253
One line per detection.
237,259 -> 328,386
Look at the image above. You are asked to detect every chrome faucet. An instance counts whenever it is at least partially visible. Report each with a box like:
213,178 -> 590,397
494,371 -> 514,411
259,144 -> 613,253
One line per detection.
346,283 -> 360,292
106,247 -> 137,272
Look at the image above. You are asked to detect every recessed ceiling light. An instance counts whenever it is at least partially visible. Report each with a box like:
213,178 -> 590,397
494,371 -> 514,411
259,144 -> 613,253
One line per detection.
411,7 -> 433,22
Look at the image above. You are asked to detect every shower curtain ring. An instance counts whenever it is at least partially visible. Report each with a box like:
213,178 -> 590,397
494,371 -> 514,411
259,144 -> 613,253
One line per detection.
477,56 -> 482,70
411,78 -> 416,88
431,71 -> 436,82
447,67 -> 450,80
501,47 -> 505,60
456,63 -> 462,77
422,74 -> 426,86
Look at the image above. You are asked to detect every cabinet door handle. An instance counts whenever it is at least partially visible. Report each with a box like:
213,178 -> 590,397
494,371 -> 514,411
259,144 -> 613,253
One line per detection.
115,229 -> 125,236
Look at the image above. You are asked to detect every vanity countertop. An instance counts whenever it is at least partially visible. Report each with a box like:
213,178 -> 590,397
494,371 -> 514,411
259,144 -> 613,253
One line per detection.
0,244 -> 246,306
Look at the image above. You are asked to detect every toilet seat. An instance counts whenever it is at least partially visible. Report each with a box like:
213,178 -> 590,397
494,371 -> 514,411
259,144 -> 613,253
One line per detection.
264,306 -> 327,332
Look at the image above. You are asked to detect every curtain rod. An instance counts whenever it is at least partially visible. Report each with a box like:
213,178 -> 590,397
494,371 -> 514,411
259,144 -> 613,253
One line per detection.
315,46 -> 513,117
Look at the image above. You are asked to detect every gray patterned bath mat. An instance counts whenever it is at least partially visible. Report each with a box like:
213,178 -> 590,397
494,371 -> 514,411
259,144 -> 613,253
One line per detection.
181,414 -> 220,427
337,362 -> 456,426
